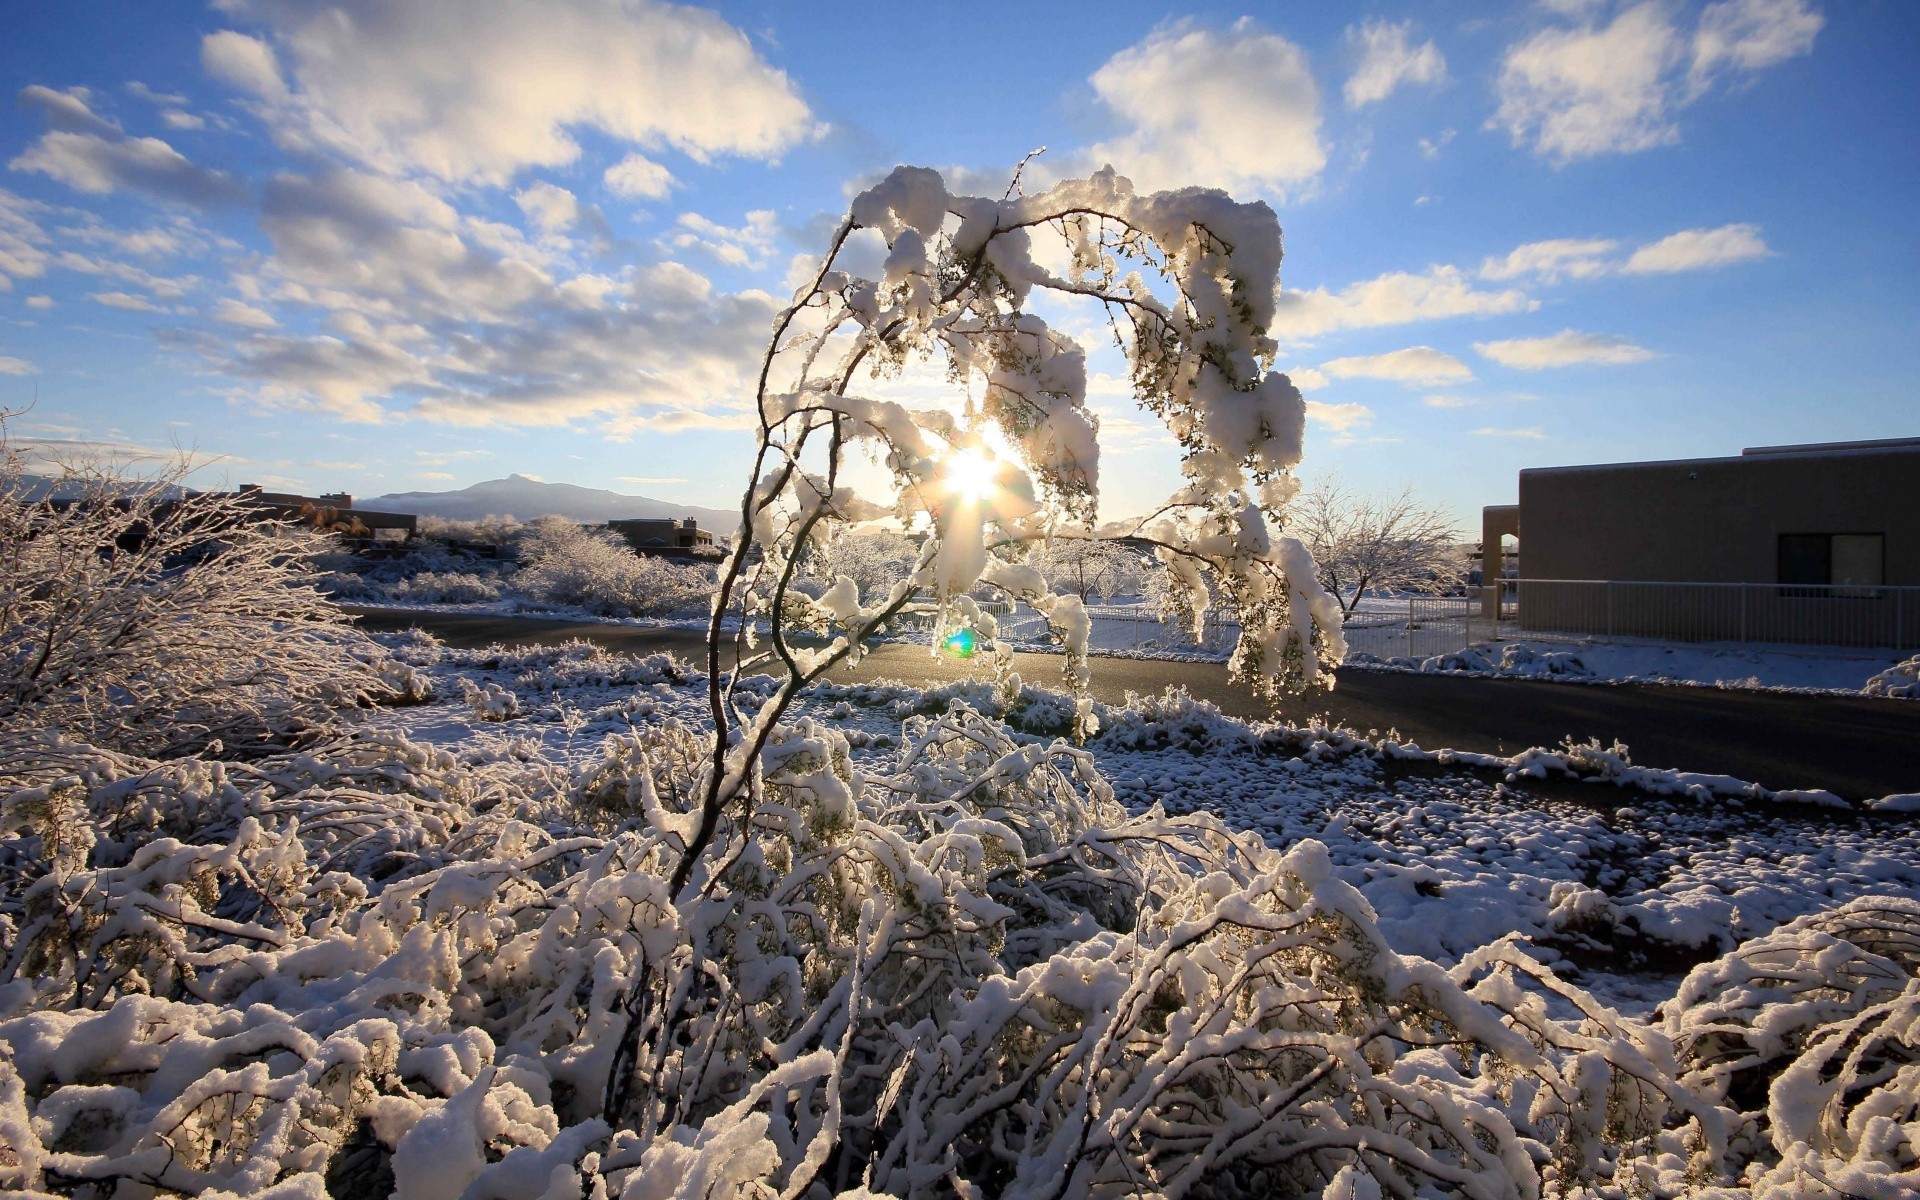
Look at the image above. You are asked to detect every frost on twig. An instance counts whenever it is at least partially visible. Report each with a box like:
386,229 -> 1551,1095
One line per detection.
0,424 -> 388,757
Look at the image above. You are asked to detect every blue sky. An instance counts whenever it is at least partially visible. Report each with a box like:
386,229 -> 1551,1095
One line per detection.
1,0 -> 1914,523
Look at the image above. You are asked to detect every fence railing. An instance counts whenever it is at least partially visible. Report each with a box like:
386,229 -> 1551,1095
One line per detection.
1514,579 -> 1920,650
942,580 -> 1920,665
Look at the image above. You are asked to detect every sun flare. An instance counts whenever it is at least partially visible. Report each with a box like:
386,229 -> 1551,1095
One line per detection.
942,445 -> 999,503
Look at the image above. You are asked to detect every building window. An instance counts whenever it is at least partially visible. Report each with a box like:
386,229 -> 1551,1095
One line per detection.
1778,532 -> 1884,595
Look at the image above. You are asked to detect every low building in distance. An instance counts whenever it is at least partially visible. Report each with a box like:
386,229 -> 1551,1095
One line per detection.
1482,436 -> 1918,649
605,516 -> 722,560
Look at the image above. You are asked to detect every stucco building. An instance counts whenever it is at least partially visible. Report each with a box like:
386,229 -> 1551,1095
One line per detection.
1482,437 -> 1919,647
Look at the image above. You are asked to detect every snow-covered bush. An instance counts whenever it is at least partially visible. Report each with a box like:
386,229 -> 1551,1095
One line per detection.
512,516 -> 713,618
1663,896 -> 1920,1196
0,429 -> 387,756
0,707 -> 1738,1198
1865,655 -> 1920,699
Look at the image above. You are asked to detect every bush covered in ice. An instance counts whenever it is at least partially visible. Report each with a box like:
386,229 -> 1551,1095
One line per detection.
511,517 -> 714,619
0,431 -> 389,757
7,693 -> 1918,1196
1865,655 -> 1920,700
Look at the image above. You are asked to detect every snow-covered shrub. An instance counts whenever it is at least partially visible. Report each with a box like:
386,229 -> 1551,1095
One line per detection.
1865,655 -> 1920,699
512,517 -> 713,618
0,429 -> 387,756
392,570 -> 505,604
459,678 -> 521,721
0,706 -> 1740,1198
1663,896 -> 1920,1196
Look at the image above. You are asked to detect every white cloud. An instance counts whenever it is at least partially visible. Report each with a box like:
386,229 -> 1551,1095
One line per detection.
19,86 -> 119,136
213,297 -> 278,327
1495,3 -> 1683,162
1474,330 -> 1656,368
203,0 -> 815,186
0,190 -> 51,284
1321,346 -> 1473,387
126,81 -> 190,107
207,168 -> 781,429
514,182 -> 579,235
1622,222 -> 1771,273
1088,19 -> 1325,196
419,471 -> 454,480
53,250 -> 194,299
1284,366 -> 1328,392
1417,129 -> 1456,159
11,130 -> 243,207
1273,266 -> 1534,340
201,31 -> 290,99
161,109 -> 207,131
25,295 -> 54,309
618,475 -> 689,486
1496,0 -> 1823,163
1472,426 -> 1548,439
604,153 -> 676,200
1479,236 -> 1618,282
0,355 -> 36,375
1422,394 -> 1474,408
670,210 -> 779,269
90,290 -> 166,312
1305,400 -> 1373,435
1691,0 -> 1823,91
1344,19 -> 1446,108
1481,223 -> 1772,282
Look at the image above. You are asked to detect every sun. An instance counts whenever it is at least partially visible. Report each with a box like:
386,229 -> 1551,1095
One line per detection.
942,445 -> 999,503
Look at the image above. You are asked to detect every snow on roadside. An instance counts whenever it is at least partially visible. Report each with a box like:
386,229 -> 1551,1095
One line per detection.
1349,636 -> 1914,697
359,634 -> 1920,1013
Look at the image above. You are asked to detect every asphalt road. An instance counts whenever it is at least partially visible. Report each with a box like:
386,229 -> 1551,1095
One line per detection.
347,608 -> 1920,801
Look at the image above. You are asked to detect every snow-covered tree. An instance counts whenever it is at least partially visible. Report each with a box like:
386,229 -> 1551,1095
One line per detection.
689,165 -> 1346,884
1290,475 -> 1465,617
1028,535 -> 1152,603
798,526 -> 919,600
0,425 -> 387,756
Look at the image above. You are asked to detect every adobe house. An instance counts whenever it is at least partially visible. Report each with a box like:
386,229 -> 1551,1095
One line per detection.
236,485 -> 418,544
1482,437 -> 1919,647
605,517 -> 721,560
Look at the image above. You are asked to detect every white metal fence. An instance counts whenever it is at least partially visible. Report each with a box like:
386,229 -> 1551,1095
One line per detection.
1514,580 -> 1920,651
940,580 -> 1920,664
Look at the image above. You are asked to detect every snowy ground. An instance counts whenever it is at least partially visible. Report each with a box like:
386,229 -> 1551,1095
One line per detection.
1349,635 -> 1917,696
369,632 -> 1920,1016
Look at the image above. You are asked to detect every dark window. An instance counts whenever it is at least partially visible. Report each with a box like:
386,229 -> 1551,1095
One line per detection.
1778,532 -> 1884,594
1778,534 -> 1830,585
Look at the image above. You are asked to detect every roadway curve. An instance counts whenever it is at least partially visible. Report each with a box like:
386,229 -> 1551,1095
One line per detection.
346,608 -> 1920,802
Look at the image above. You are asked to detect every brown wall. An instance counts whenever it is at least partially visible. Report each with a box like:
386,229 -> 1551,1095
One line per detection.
1518,445 -> 1920,585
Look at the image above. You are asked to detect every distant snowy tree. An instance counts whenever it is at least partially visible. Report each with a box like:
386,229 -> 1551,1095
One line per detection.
513,515 -> 713,618
1028,536 -> 1151,603
0,423 -> 386,755
1290,474 -> 1465,616
800,526 -> 920,600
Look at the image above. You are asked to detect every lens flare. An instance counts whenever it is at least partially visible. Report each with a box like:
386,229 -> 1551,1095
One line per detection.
942,446 -> 998,503
940,628 -> 977,658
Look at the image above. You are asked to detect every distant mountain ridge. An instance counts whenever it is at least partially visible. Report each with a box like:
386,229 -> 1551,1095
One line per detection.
363,474 -> 734,531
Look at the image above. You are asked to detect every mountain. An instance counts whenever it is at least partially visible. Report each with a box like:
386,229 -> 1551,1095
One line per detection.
362,475 -> 735,530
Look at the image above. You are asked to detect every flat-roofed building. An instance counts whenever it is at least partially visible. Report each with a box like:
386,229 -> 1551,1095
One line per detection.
605,517 -> 720,560
236,485 -> 418,543
1482,437 -> 1919,648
